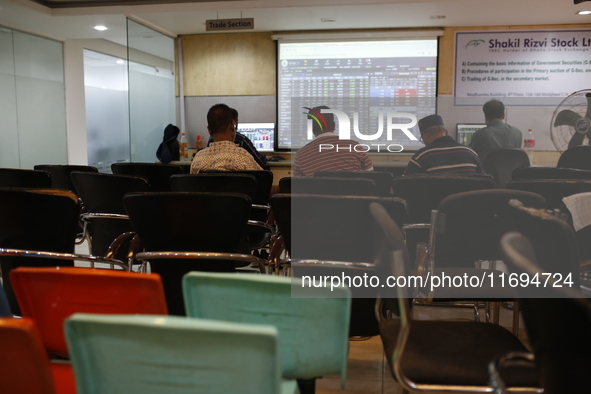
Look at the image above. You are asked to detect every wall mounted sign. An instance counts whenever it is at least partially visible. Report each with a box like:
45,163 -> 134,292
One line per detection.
205,18 -> 254,32
454,29 -> 591,105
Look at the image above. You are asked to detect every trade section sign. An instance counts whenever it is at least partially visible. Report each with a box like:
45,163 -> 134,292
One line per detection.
454,29 -> 591,106
205,18 -> 254,31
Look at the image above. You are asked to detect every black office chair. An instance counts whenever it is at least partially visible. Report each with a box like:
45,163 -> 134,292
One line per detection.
369,202 -> 541,394
493,231 -> 590,394
123,192 -> 264,315
171,172 -> 272,253
71,172 -> 149,260
512,166 -> 591,180
33,164 -> 98,193
557,145 -> 591,170
287,176 -> 377,196
270,193 -> 407,337
0,188 -> 126,315
482,148 -> 530,188
391,174 -> 497,264
111,162 -> 183,191
0,168 -> 51,188
506,199 -> 580,287
314,170 -> 394,196
507,178 -> 591,209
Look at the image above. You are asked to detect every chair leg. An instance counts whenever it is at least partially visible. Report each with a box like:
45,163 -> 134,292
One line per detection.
297,378 -> 316,394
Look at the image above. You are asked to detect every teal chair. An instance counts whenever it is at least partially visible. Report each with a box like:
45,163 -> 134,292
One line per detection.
182,272 -> 351,394
65,313 -> 299,394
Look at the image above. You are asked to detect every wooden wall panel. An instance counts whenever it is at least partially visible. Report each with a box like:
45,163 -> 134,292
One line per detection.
180,32 -> 276,96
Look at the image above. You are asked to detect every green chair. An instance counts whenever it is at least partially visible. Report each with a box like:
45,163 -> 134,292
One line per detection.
183,272 -> 351,394
65,313 -> 299,394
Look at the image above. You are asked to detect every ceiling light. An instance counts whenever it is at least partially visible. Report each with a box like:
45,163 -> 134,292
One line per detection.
321,18 -> 336,22
577,10 -> 591,14
94,25 -> 108,31
116,60 -> 124,64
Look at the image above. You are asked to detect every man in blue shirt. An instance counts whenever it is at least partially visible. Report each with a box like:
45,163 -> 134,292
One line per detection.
469,99 -> 522,159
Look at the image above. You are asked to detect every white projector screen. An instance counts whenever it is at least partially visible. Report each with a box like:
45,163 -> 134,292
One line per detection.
277,37 -> 439,153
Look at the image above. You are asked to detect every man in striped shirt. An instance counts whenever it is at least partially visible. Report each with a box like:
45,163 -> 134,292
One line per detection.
293,106 -> 373,177
403,114 -> 484,176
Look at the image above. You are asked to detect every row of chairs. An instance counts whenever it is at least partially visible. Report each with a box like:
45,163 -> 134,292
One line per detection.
371,197 -> 589,393
1,180 -> 588,392
0,267 -> 350,394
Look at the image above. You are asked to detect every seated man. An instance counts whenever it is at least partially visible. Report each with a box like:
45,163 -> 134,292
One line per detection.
403,114 -> 484,176
206,107 -> 268,168
190,103 -> 263,173
469,99 -> 522,159
293,106 -> 373,177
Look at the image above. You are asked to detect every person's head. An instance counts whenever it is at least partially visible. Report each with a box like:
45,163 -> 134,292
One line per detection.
207,103 -> 235,141
229,107 -> 239,126
418,114 -> 447,146
483,99 -> 505,122
307,106 -> 336,137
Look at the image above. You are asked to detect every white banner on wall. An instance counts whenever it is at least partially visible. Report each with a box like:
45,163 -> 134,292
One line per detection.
454,29 -> 591,106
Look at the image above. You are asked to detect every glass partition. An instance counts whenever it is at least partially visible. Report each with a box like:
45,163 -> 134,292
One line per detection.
127,19 -> 175,163
84,49 -> 130,172
0,27 -> 67,168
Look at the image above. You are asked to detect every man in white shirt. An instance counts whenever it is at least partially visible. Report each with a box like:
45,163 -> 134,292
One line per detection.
190,103 -> 263,174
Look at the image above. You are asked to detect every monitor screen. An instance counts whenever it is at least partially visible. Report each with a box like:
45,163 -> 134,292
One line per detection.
456,123 -> 486,145
237,123 -> 275,152
277,37 -> 439,153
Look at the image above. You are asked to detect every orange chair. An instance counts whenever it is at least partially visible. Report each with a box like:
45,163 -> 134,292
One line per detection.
0,317 -> 76,394
10,267 -> 168,358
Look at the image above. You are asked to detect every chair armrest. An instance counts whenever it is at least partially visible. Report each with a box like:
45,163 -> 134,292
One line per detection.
488,351 -> 537,394
80,213 -> 130,220
402,223 -> 431,230
0,248 -> 128,271
134,251 -> 267,274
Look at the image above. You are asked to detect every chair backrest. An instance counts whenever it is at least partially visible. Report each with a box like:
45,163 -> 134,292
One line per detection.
0,318 -> 57,394
0,188 -> 80,315
432,189 -> 546,268
278,176 -> 292,193
66,314 -> 285,394
270,193 -> 406,263
507,179 -> 591,209
0,168 -> 51,188
512,166 -> 591,180
369,202 -> 411,317
314,170 -> 394,196
10,266 -> 167,358
482,148 -> 530,188
507,199 -> 580,287
170,173 -> 257,200
392,174 -> 497,223
33,165 -> 98,192
500,232 -> 591,393
123,192 -> 252,315
287,176 -> 377,196
71,171 -> 148,214
183,272 -> 351,384
71,172 -> 149,256
557,145 -> 591,170
0,283 -> 11,317
202,170 -> 273,205
111,162 -> 183,191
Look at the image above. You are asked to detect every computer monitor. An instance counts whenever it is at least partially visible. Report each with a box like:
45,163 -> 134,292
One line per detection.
456,123 -> 486,145
236,123 -> 275,152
